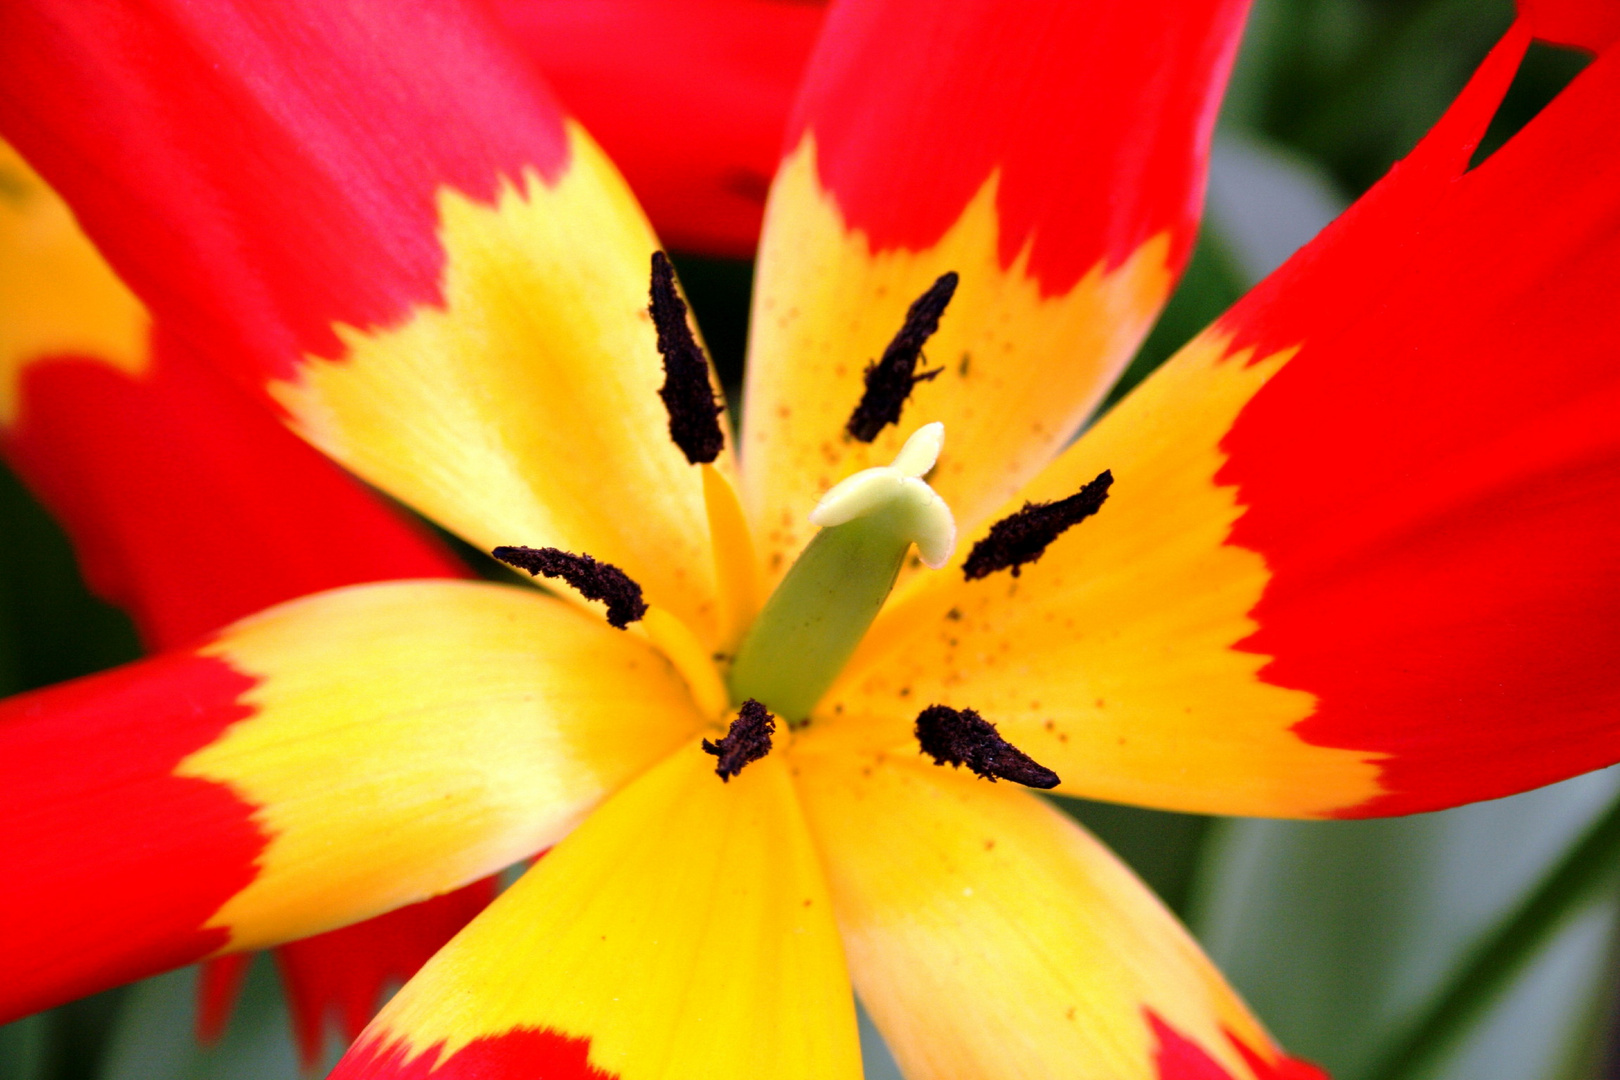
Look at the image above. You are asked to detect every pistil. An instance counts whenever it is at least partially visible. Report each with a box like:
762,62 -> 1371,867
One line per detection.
726,423 -> 956,722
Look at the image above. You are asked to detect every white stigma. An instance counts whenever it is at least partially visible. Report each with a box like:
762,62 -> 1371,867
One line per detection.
887,420 -> 944,477
808,422 -> 957,568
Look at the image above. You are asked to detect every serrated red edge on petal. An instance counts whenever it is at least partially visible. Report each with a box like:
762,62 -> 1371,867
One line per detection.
786,0 -> 1248,293
1213,25 -> 1620,814
0,651 -> 265,1022
334,1030 -> 615,1080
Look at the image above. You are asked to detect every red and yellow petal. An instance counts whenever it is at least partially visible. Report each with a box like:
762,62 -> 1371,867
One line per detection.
0,0 -> 727,641
0,580 -> 701,1021
0,141 -> 465,651
820,20 -> 1620,818
741,0 -> 1248,579
793,752 -> 1323,1080
333,743 -> 859,1080
0,649 -> 263,1021
4,138 -> 497,1037
496,0 -> 823,257
1211,21 -> 1620,816
811,330 -> 1369,817
208,898 -> 509,1061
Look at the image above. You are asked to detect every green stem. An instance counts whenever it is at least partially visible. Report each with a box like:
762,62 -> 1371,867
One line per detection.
1364,790 -> 1620,1080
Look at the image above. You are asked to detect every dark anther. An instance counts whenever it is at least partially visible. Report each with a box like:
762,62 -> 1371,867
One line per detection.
649,251 -> 725,465
703,698 -> 777,781
961,470 -> 1113,581
914,705 -> 1059,789
492,546 -> 648,629
845,271 -> 959,442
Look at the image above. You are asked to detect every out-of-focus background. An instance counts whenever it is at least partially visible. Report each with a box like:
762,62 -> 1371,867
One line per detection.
2,0 -> 1615,1077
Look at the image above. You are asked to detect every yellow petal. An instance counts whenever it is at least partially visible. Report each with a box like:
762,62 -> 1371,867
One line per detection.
740,138 -> 1174,585
181,579 -> 702,950
271,124 -> 730,644
794,750 -> 1306,1080
810,331 -> 1383,818
338,743 -> 860,1080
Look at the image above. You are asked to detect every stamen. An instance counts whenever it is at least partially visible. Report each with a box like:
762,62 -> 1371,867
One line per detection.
914,705 -> 1060,789
846,271 -> 959,442
961,470 -> 1113,580
492,546 -> 648,629
703,698 -> 777,781
649,251 -> 725,464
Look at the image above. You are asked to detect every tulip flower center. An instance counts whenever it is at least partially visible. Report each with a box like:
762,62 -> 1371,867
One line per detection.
500,256 -> 1103,786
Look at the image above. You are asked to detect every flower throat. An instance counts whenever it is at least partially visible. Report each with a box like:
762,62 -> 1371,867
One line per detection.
495,255 -> 1111,786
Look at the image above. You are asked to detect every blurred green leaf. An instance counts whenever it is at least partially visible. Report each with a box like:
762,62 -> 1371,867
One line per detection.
99,958 -> 335,1080
1366,786 -> 1620,1080
0,1015 -> 49,1080
0,992 -> 127,1080
1223,0 -> 1511,193
1207,133 -> 1346,283
1189,770 -> 1620,1080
